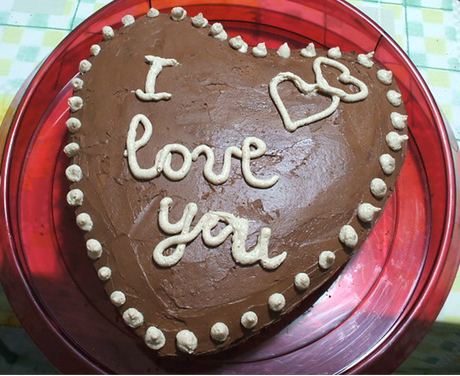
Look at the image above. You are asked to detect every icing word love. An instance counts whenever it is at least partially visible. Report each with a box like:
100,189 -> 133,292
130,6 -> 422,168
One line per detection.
125,114 -> 279,188
270,56 -> 369,132
153,197 -> 287,270
135,55 -> 179,101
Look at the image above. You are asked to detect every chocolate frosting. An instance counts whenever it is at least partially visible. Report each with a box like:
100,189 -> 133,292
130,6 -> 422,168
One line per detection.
69,13 -> 407,356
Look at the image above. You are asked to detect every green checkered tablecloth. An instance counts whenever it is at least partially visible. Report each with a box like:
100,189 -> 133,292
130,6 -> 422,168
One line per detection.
0,0 -> 459,373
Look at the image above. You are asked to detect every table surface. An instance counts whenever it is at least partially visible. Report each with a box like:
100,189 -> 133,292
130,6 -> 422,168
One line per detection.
0,0 -> 459,373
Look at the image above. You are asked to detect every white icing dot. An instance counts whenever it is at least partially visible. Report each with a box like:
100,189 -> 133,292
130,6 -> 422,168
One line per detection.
66,189 -> 84,206
252,42 -> 267,58
102,26 -> 114,40
294,273 -> 310,291
318,250 -> 335,269
79,59 -> 91,74
76,213 -> 93,232
63,142 -> 80,157
357,203 -> 381,223
171,7 -> 187,21
176,330 -> 198,354
210,322 -> 229,342
65,164 -> 82,182
145,326 -> 166,350
209,22 -> 223,35
357,51 -> 374,68
229,36 -> 248,53
191,13 -> 208,28
268,293 -> 286,312
391,112 -> 408,130
147,8 -> 160,18
86,238 -> 102,260
387,90 -> 402,107
209,23 -> 227,41
71,78 -> 84,91
377,69 -> 393,85
241,311 -> 258,329
327,46 -> 342,59
276,42 -> 290,58
123,308 -> 144,328
386,131 -> 409,151
90,44 -> 101,56
110,291 -> 126,307
68,96 -> 83,112
122,14 -> 135,26
339,225 -> 358,248
370,178 -> 387,198
379,153 -> 396,175
98,266 -> 112,281
66,117 -> 81,133
300,42 -> 316,58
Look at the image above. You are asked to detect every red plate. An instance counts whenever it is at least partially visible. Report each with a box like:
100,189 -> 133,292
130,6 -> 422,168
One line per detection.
1,0 -> 459,374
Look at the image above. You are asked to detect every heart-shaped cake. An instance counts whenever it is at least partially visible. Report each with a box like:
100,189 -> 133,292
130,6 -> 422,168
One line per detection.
64,7 -> 409,356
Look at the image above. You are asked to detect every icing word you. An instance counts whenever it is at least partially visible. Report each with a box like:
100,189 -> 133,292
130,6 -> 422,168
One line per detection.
135,55 -> 179,101
153,197 -> 287,270
270,57 -> 369,132
125,114 -> 279,188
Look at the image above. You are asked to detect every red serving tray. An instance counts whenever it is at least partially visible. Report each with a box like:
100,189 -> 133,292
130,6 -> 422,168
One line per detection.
1,0 -> 459,374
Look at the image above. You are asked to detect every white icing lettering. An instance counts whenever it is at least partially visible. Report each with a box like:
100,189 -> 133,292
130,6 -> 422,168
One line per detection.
153,197 -> 287,270
135,56 -> 179,101
125,114 -> 279,188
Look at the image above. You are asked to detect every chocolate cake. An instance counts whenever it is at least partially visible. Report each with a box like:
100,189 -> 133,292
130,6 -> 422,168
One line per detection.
64,7 -> 408,356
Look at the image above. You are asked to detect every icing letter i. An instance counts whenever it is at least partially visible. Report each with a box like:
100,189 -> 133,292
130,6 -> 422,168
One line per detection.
135,55 -> 179,101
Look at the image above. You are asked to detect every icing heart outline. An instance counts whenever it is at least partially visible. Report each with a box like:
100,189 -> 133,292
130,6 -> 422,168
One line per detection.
269,57 -> 368,132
